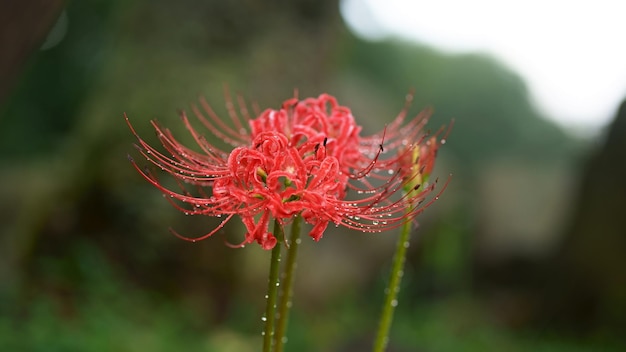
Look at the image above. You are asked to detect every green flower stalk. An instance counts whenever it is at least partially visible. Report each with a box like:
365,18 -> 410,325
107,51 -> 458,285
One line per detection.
263,219 -> 284,352
373,135 -> 447,352
274,215 -> 302,351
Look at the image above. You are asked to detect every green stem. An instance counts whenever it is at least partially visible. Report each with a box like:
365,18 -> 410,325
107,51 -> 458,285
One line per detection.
373,218 -> 412,352
263,219 -> 283,352
273,215 -> 302,352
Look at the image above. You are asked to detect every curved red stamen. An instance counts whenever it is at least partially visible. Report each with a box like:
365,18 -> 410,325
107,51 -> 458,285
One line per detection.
126,92 -> 449,249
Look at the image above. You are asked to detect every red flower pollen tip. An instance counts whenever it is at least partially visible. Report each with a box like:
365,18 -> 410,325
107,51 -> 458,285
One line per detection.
126,92 -> 449,249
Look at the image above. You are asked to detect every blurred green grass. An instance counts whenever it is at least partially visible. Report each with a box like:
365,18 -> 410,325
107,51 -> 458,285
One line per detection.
1,242 -> 622,352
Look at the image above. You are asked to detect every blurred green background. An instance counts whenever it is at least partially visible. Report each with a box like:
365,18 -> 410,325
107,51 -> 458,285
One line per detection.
1,1 -> 625,351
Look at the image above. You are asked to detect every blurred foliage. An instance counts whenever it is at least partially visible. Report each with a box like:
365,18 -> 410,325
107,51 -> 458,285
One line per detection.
1,248 -> 623,351
1,0 -> 624,350
341,39 -> 580,166
0,0 -> 122,158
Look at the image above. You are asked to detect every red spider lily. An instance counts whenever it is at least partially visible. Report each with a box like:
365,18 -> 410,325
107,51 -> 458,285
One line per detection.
126,93 -> 447,249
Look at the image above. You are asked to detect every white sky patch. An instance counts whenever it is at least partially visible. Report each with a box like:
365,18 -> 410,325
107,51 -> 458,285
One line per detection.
341,0 -> 626,133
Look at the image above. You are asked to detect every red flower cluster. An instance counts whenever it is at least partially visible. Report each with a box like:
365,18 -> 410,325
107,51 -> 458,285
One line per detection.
127,93 -> 447,249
